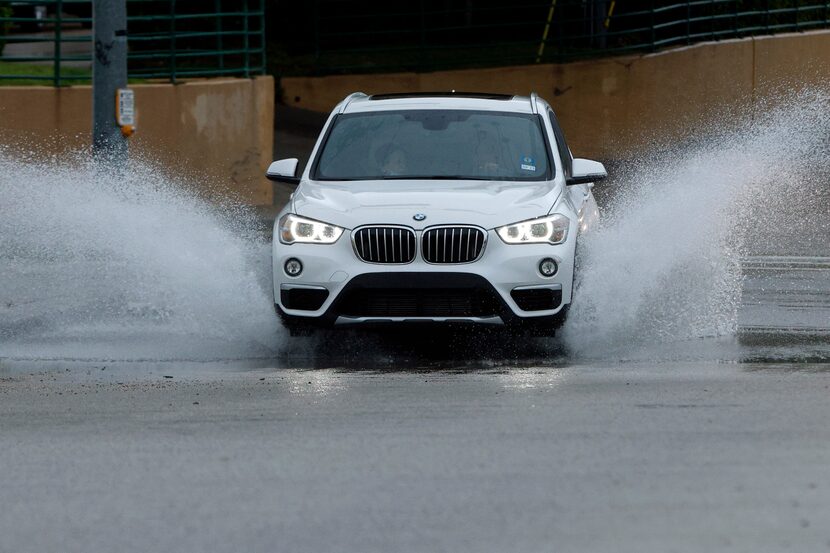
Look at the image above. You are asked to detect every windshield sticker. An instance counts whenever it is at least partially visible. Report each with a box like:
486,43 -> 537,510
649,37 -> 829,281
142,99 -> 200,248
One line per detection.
520,156 -> 536,171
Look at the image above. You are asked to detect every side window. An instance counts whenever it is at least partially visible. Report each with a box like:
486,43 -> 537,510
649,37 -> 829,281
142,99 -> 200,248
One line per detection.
548,109 -> 573,178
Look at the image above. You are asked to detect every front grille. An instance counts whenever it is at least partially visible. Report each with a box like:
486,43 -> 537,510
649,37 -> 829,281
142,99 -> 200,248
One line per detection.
338,288 -> 501,317
422,226 -> 486,264
353,226 -> 416,264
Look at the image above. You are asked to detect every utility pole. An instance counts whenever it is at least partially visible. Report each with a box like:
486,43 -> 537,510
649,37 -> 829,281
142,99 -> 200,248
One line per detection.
92,0 -> 129,162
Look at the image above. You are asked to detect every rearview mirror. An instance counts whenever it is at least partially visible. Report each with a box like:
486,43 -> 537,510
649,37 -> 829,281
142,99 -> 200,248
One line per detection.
266,158 -> 300,184
566,158 -> 607,186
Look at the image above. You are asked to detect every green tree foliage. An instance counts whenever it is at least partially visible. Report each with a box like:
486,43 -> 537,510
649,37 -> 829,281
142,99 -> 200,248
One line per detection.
267,0 -> 830,76
0,3 -> 12,56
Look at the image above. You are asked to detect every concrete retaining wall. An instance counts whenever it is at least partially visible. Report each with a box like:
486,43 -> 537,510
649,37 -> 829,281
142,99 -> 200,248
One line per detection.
281,31 -> 830,160
0,76 -> 274,204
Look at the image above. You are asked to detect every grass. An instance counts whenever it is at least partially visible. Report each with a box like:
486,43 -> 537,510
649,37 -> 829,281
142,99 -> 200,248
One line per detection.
0,61 -> 152,85
0,60 -> 90,85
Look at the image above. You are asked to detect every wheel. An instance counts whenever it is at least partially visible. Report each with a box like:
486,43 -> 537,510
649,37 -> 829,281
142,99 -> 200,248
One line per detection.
550,304 -> 570,329
505,313 -> 561,337
283,319 -> 316,337
275,305 -> 316,337
552,237 -> 580,330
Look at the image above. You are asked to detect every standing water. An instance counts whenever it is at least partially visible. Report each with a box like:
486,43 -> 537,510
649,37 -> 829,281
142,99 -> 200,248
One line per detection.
1,91 -> 828,364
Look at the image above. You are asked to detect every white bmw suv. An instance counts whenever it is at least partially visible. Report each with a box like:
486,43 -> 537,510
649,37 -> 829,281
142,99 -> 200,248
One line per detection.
267,92 -> 605,336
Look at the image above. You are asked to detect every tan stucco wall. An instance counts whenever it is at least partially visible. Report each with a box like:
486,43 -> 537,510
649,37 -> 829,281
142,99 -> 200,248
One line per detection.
0,76 -> 275,204
281,31 -> 830,160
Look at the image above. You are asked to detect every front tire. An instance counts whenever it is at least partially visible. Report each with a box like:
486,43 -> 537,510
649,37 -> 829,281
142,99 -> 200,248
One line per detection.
550,304 -> 570,329
507,308 -> 568,337
275,305 -> 316,337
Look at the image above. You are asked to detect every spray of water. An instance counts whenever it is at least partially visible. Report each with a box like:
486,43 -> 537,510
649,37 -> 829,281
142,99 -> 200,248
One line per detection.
1,90 -> 827,365
563,89 -> 830,356
0,151 -> 282,361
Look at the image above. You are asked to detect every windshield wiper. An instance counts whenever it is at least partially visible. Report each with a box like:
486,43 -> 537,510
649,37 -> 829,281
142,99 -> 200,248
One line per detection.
377,175 -> 494,181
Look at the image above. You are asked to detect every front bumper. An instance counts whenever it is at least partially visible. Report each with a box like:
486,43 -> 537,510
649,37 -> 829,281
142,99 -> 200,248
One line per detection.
273,228 -> 575,326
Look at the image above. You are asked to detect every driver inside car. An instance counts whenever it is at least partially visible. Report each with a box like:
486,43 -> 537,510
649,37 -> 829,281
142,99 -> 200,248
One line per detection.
376,144 -> 409,177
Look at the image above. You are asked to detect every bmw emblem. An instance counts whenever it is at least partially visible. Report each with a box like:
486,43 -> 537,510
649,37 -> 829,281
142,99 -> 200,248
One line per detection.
413,213 -> 427,221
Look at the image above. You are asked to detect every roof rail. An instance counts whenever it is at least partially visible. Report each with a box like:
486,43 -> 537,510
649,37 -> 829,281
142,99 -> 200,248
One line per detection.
369,92 -> 514,101
529,92 -> 539,114
339,92 -> 368,113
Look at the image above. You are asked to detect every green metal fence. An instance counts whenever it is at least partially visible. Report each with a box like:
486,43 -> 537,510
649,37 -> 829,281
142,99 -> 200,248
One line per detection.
278,0 -> 830,75
0,0 -> 266,85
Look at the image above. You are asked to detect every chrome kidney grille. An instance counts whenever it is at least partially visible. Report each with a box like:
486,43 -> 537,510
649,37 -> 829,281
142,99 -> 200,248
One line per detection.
353,226 -> 417,264
422,226 -> 486,264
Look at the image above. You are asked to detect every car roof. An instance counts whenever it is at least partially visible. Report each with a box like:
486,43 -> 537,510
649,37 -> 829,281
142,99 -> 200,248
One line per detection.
341,92 -> 536,114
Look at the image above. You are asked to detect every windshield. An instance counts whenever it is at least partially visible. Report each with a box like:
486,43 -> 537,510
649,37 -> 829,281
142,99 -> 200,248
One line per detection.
311,110 -> 552,181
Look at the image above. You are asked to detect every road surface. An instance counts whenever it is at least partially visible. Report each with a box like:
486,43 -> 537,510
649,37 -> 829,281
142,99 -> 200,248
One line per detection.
1,256 -> 829,553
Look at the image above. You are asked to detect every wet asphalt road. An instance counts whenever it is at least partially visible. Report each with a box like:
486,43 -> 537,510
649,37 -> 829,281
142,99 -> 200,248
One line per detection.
1,257 -> 829,553
2,360 -> 830,553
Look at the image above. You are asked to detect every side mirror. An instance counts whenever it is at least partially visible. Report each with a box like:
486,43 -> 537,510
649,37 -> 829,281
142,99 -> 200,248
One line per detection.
566,158 -> 607,186
266,158 -> 300,185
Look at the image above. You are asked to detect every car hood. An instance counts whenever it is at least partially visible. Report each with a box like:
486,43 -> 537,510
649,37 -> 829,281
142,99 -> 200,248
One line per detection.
292,179 -> 562,230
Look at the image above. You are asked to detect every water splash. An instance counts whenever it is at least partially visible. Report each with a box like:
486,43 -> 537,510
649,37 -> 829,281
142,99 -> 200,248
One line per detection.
0,151 -> 282,361
1,91 -> 827,366
563,89 -> 830,356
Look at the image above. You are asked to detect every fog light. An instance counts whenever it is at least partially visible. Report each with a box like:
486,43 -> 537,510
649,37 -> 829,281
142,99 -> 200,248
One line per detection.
539,258 -> 558,277
284,258 -> 303,277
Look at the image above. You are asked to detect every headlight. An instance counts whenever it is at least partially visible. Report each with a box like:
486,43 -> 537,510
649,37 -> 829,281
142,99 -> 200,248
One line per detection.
496,214 -> 570,244
279,214 -> 344,245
